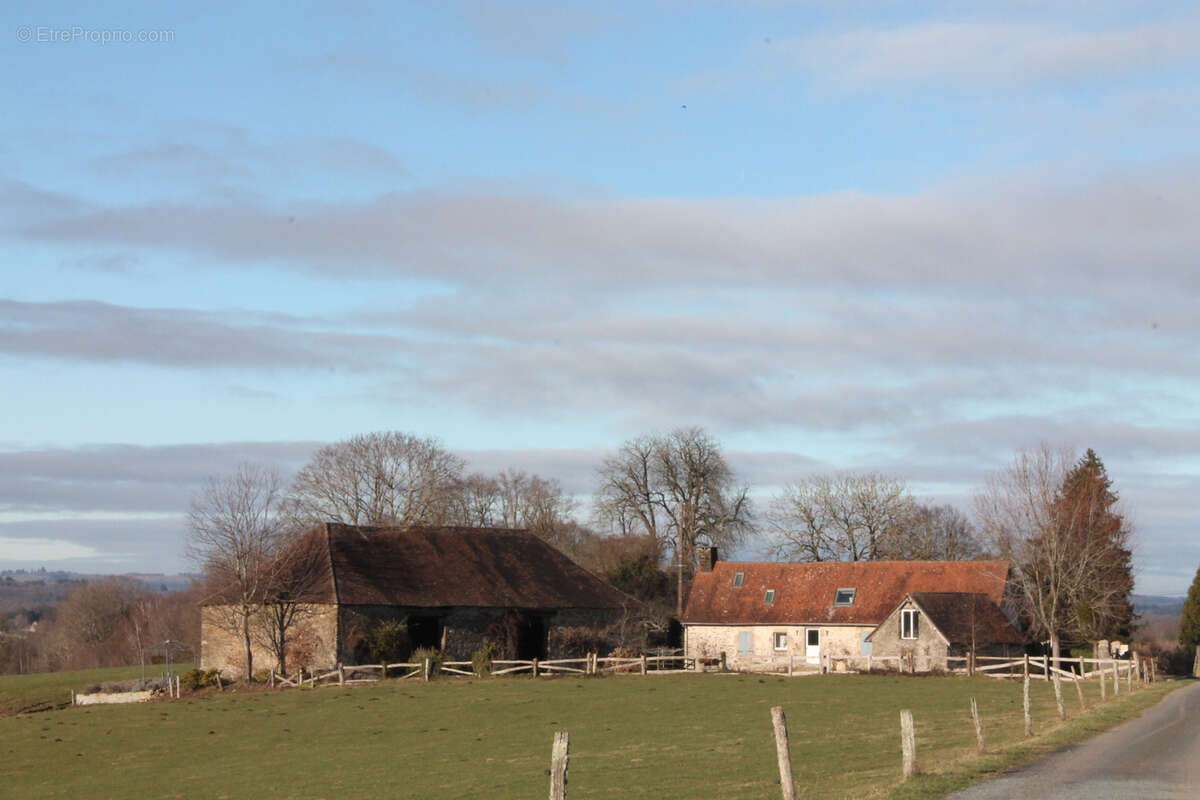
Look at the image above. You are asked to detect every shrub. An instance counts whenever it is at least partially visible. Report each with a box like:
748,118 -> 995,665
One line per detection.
472,639 -> 501,677
180,668 -> 223,691
365,619 -> 410,664
548,626 -> 608,658
411,647 -> 444,678
252,669 -> 272,684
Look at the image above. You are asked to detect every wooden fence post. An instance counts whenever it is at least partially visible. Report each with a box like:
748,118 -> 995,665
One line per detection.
70,689 -> 75,705
720,651 -> 727,671
771,707 -> 797,800
1099,662 -> 1107,700
641,654 -> 647,675
1023,653 -> 1030,680
1126,659 -> 1133,693
899,709 -> 917,779
969,697 -> 984,753
532,658 -> 539,678
1022,672 -> 1032,737
1052,674 -> 1066,720
788,654 -> 794,677
867,654 -> 872,673
270,670 -> 275,688
549,731 -> 569,800
1193,646 -> 1200,678
423,658 -> 431,683
1111,661 -> 1119,696
338,665 -> 345,686
1071,671 -> 1086,710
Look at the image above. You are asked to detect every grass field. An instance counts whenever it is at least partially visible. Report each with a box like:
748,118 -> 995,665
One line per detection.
0,666 -> 145,715
0,668 -> 1183,799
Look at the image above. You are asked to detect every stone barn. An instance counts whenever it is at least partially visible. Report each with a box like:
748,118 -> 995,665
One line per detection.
201,523 -> 632,677
682,547 -> 1019,672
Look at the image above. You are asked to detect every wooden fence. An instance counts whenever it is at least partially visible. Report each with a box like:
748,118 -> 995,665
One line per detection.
269,652 -> 701,688
269,651 -> 1155,689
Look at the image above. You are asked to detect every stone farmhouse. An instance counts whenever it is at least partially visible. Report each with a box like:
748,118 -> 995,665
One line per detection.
682,548 -> 1023,672
201,523 -> 631,677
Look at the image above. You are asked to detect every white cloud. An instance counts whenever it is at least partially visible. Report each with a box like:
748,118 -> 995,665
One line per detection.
0,536 -> 103,561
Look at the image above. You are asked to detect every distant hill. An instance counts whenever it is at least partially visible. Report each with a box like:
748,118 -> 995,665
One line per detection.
1132,594 -> 1185,617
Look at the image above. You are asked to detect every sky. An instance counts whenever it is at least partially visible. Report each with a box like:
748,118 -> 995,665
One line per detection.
1,1 -> 1197,594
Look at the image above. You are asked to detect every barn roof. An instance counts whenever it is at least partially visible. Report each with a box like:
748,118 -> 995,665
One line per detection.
205,523 -> 630,610
904,592 -> 1025,646
321,524 -> 628,609
682,560 -> 1010,625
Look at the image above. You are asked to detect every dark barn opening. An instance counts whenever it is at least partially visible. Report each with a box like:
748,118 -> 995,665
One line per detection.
407,615 -> 442,650
514,613 -> 547,660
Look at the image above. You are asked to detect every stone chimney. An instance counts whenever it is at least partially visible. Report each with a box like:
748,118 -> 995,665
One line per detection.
697,544 -> 718,573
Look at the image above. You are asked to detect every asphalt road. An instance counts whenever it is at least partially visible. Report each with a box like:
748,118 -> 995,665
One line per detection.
948,680 -> 1200,800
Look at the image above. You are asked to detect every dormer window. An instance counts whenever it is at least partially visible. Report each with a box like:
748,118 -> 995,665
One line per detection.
834,588 -> 856,606
764,589 -> 776,605
733,572 -> 745,588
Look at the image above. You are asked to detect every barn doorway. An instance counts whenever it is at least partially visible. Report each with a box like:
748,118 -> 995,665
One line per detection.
512,612 -> 547,660
407,615 -> 442,651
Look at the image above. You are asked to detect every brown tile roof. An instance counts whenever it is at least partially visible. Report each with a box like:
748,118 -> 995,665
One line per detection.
682,560 -> 1010,625
907,592 -> 1025,646
305,523 -> 629,609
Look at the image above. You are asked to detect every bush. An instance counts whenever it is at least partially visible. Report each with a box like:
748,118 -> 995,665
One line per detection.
252,669 -> 272,684
180,668 -> 223,691
472,639 -> 500,677
411,647 -> 444,678
364,619 -> 410,664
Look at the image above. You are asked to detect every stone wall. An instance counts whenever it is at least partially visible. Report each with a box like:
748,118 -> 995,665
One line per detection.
868,598 -> 948,671
200,604 -> 337,678
685,623 -> 874,670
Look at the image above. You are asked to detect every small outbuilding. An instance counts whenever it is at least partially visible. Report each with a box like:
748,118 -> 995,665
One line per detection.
865,592 -> 1025,671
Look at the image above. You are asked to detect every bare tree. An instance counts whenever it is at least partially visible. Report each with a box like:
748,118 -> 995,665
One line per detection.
974,445 -> 1132,666
496,469 -> 577,548
595,427 -> 753,615
882,504 -> 983,561
51,577 -> 144,669
769,473 -> 916,562
451,472 -> 502,527
286,431 -> 466,527
253,530 -> 328,675
188,463 -> 289,680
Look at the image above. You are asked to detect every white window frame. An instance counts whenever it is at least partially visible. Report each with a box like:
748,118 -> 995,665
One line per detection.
901,608 -> 919,640
773,632 -> 788,651
764,589 -> 776,605
733,572 -> 745,588
834,588 -> 856,606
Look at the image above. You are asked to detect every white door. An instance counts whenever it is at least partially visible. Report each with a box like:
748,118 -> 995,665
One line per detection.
805,628 -> 820,665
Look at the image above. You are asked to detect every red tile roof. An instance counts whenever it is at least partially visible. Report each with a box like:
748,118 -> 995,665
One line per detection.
682,560 -> 1010,625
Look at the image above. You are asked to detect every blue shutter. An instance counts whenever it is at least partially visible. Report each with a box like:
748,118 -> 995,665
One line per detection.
738,631 -> 753,654
860,631 -> 873,656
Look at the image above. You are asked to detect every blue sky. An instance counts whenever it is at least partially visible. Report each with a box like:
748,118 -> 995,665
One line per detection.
2,1 -> 1198,594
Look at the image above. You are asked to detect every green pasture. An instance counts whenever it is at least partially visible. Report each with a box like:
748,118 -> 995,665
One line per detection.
0,668 -> 1183,799
0,666 -> 144,715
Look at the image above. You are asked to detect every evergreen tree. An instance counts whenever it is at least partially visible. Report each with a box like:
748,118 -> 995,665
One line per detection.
1051,449 -> 1135,641
1180,564 -> 1200,652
